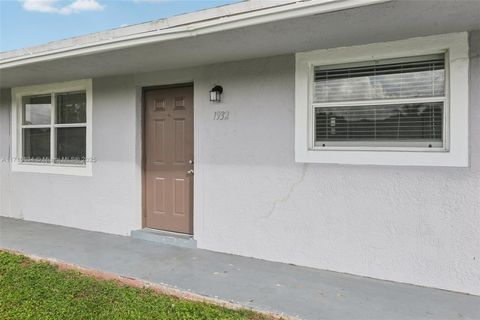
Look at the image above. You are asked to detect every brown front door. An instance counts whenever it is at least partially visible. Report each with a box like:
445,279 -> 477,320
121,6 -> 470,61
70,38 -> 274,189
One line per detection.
145,86 -> 193,234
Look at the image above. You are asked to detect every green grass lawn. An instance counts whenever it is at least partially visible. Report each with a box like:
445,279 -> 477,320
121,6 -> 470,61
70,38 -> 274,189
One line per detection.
0,251 -> 269,320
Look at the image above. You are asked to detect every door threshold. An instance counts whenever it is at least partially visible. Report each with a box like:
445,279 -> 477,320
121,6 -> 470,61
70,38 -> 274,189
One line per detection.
131,228 -> 197,249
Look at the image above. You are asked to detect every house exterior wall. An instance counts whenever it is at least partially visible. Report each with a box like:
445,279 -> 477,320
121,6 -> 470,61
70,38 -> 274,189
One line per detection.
0,31 -> 479,295
0,89 -> 11,218
0,77 -> 142,235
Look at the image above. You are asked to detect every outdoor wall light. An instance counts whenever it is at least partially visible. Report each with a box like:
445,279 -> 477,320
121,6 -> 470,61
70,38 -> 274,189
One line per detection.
209,85 -> 223,102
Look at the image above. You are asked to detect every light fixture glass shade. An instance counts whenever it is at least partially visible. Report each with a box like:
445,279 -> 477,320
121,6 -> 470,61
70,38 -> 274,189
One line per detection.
210,91 -> 219,101
209,86 -> 223,102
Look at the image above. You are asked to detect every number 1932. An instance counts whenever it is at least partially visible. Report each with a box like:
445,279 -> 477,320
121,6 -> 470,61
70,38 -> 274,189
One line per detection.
213,111 -> 230,120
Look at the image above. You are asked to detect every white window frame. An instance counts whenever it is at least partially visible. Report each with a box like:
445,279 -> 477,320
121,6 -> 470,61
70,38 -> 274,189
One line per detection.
11,79 -> 93,176
295,32 -> 469,167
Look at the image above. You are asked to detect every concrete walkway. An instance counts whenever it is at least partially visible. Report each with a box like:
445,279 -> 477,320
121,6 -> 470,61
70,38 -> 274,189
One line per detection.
1,217 -> 479,320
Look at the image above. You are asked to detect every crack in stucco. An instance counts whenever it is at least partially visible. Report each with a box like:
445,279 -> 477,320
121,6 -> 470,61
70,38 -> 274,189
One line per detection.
263,164 -> 308,218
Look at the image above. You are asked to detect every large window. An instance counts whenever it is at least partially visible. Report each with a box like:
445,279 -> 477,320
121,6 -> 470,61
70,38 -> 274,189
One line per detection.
12,79 -> 92,175
295,33 -> 469,166
313,55 -> 446,149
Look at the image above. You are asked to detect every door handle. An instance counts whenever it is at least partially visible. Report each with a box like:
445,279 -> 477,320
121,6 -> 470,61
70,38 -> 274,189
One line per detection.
187,169 -> 194,175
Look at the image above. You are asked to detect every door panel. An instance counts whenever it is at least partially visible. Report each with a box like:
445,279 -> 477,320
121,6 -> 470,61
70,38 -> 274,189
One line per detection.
145,86 -> 193,234
174,179 -> 186,215
154,120 -> 166,163
174,119 -> 185,163
154,177 -> 166,214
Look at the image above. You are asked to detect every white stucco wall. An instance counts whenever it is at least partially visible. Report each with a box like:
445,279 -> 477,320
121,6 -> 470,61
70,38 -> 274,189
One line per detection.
135,32 -> 480,296
0,89 -> 11,219
1,31 -> 479,295
0,77 -> 142,235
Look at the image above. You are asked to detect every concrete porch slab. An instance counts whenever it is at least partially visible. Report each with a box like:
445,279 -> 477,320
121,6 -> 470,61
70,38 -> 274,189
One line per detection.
131,228 -> 197,249
0,217 -> 479,320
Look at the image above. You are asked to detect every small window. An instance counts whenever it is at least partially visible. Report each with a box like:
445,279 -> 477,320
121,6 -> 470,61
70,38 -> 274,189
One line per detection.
21,91 -> 87,164
312,54 -> 446,150
12,79 -> 92,175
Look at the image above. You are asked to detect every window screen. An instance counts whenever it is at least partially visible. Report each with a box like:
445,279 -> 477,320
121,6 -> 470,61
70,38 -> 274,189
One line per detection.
313,54 -> 446,149
20,91 -> 87,164
55,91 -> 87,164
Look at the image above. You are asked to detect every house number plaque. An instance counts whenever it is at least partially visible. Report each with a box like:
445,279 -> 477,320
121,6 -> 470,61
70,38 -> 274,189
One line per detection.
213,111 -> 230,120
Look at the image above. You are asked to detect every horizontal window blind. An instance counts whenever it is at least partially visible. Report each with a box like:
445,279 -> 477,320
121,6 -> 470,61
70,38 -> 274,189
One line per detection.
315,102 -> 443,147
312,54 -> 446,149
314,55 -> 445,103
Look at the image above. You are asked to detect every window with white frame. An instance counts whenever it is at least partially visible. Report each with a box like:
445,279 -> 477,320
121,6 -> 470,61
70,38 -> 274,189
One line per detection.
313,54 -> 446,150
12,79 -> 92,175
295,33 -> 469,167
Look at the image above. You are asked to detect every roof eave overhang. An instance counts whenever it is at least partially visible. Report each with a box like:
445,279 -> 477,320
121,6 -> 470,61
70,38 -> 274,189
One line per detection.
0,0 -> 391,70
